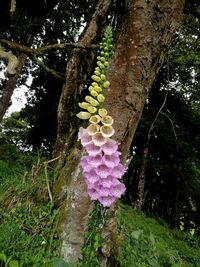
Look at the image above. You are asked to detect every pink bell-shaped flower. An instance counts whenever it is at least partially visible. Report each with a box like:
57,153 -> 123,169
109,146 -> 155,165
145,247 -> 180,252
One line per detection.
85,143 -> 102,156
96,164 -> 112,178
98,195 -> 116,207
111,163 -> 125,178
102,139 -> 118,155
111,182 -> 126,198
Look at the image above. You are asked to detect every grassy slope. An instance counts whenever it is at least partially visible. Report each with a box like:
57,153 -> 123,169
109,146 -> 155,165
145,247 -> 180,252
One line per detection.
0,155 -> 60,266
1,154 -> 200,267
117,202 -> 200,267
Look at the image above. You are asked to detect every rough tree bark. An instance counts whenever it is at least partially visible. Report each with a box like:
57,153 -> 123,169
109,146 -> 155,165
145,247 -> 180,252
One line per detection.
53,0 -> 112,160
100,1 -> 184,264
53,0 -> 112,262
54,0 -> 184,264
0,52 -> 27,120
0,33 -> 33,121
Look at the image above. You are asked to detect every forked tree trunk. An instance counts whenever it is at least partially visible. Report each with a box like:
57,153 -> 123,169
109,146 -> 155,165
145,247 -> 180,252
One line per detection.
54,0 -> 184,264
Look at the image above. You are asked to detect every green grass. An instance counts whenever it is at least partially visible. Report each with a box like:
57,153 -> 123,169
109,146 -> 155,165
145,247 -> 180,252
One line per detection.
0,149 -> 60,266
117,202 -> 200,267
1,145 -> 200,266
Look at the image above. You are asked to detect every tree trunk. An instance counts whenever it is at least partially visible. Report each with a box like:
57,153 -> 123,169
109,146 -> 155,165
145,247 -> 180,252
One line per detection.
0,34 -> 33,121
53,0 -> 112,160
53,0 -> 112,261
134,92 -> 168,209
0,53 -> 29,121
54,0 -> 184,264
0,53 -> 28,121
170,178 -> 180,228
134,146 -> 149,209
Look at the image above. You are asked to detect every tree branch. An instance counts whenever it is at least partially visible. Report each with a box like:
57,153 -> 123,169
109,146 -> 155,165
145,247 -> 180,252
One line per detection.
0,38 -> 99,56
35,43 -> 99,55
147,91 -> 168,143
0,40 -> 64,80
10,0 -> 17,17
0,39 -> 33,55
31,56 -> 65,80
161,111 -> 177,140
0,39 -> 99,80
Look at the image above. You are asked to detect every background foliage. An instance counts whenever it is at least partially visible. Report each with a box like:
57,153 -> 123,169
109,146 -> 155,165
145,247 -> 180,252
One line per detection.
0,0 -> 199,266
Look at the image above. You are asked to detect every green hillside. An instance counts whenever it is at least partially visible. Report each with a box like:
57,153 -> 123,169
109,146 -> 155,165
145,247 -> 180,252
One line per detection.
117,203 -> 200,267
0,155 -> 200,266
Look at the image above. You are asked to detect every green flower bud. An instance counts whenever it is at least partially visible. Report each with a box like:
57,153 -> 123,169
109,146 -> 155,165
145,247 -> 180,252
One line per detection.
92,75 -> 101,82
94,70 -> 101,76
92,82 -> 98,87
97,94 -> 105,102
88,86 -> 94,92
90,90 -> 99,97
85,96 -> 99,106
76,26 -> 113,123
103,81 -> 110,88
87,106 -> 97,113
100,74 -> 106,81
98,108 -> 108,117
78,102 -> 91,109
76,112 -> 91,120
97,61 -> 105,69
92,86 -> 102,93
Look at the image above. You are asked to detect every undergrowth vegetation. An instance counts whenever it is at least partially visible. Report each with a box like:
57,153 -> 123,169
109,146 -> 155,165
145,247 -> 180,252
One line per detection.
0,146 -> 62,266
0,147 -> 200,266
117,203 -> 200,267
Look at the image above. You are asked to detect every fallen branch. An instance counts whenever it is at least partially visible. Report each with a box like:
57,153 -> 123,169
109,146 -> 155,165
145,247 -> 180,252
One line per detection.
44,156 -> 61,203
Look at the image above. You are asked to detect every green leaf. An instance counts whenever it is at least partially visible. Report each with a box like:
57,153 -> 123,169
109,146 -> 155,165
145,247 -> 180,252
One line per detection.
45,258 -> 74,267
0,252 -> 7,262
149,232 -> 155,246
9,260 -> 20,267
131,230 -> 143,240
